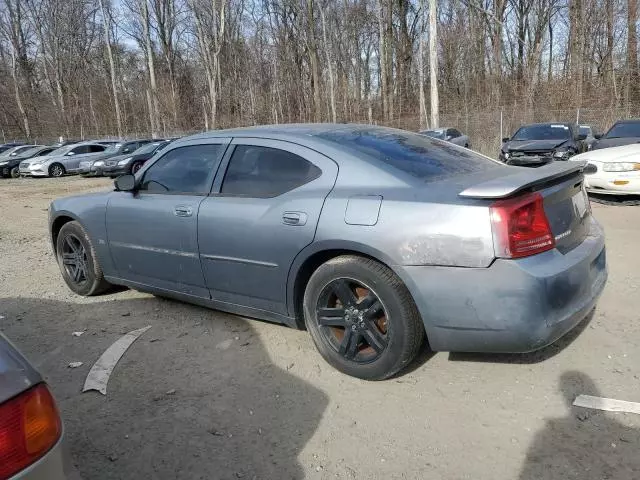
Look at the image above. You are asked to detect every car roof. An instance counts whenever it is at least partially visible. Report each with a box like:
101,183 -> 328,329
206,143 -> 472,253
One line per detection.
519,122 -> 573,127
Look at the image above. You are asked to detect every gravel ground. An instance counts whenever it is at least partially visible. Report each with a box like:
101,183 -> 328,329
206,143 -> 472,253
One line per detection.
1,176 -> 640,480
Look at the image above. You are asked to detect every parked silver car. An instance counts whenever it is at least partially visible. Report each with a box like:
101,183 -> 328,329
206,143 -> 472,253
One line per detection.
0,332 -> 68,479
419,127 -> 471,148
20,143 -> 108,177
48,124 -> 607,380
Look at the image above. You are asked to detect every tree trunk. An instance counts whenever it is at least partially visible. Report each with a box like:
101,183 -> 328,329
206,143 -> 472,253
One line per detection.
320,7 -> 337,123
628,0 -> 639,109
307,0 -> 322,122
98,0 -> 122,137
429,0 -> 439,128
419,0 -> 427,129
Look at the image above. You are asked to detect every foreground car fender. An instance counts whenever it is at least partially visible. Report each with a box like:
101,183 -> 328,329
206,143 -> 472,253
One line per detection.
49,192 -> 116,277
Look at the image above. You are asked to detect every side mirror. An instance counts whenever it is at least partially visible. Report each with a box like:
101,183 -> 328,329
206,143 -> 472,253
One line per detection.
66,151 -> 75,156
115,174 -> 137,192
577,134 -> 587,141
502,137 -> 510,143
594,133 -> 603,139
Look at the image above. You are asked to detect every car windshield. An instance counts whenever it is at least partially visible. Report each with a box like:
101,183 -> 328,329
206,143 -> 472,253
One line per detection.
317,128 -> 498,181
511,124 -> 571,141
579,126 -> 592,137
135,142 -> 165,155
11,146 -> 37,156
604,122 -> 640,138
104,143 -> 124,153
420,129 -> 446,140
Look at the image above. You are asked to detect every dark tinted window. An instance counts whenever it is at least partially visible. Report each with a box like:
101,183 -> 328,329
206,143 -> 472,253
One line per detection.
72,145 -> 91,154
605,121 -> 640,138
221,146 -> 321,198
88,145 -> 106,153
511,124 -> 572,141
448,129 -> 461,138
140,144 -> 222,194
121,143 -> 138,154
317,129 -> 497,181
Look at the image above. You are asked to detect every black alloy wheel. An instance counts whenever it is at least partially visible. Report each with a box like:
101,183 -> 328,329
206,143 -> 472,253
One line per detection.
303,255 -> 425,380
56,221 -> 112,296
131,161 -> 143,174
10,166 -> 20,178
316,278 -> 389,363
49,163 -> 65,177
60,233 -> 89,286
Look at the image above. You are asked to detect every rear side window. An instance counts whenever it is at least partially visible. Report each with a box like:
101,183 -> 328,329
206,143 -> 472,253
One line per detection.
317,129 -> 497,181
140,144 -> 222,194
221,146 -> 321,198
89,145 -> 106,153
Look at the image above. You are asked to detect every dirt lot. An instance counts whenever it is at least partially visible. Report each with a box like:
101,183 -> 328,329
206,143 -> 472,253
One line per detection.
1,176 -> 640,480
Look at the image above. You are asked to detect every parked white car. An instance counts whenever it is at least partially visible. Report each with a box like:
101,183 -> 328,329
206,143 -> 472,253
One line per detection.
571,144 -> 640,195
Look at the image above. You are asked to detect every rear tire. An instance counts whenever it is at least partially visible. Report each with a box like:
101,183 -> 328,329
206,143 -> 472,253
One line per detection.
49,163 -> 65,177
56,221 -> 112,296
303,255 -> 424,380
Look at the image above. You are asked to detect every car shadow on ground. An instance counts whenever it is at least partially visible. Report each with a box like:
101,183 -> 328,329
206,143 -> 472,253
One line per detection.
447,309 -> 595,365
519,371 -> 640,479
0,297 -> 328,480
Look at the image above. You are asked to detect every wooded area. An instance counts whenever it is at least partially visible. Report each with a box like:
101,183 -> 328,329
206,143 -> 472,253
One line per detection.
0,0 -> 639,153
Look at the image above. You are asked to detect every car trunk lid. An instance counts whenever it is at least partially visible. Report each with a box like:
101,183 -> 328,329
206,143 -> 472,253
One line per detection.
459,162 -> 590,254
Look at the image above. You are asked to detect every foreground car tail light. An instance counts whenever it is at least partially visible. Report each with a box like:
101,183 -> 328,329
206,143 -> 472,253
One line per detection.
0,384 -> 62,480
490,192 -> 555,259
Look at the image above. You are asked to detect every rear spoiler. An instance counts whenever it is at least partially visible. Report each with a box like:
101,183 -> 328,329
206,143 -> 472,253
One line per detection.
459,161 -> 586,199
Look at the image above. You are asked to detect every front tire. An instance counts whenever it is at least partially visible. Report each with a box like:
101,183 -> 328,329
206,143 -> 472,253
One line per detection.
56,221 -> 111,296
10,166 -> 19,178
303,255 -> 424,380
49,163 -> 65,177
131,161 -> 144,174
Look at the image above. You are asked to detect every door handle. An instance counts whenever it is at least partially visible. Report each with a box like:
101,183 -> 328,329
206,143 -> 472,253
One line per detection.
282,211 -> 307,226
174,206 -> 193,217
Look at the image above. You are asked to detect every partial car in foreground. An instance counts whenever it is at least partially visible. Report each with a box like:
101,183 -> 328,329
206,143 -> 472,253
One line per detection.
49,124 -> 607,380
0,146 -> 58,178
500,122 -> 587,166
20,142 -> 108,177
571,143 -> 640,195
419,127 -> 470,147
0,332 -> 67,479
592,119 -> 640,150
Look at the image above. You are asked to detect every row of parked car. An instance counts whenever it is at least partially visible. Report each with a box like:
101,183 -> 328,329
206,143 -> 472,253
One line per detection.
421,118 -> 640,197
0,137 -> 175,179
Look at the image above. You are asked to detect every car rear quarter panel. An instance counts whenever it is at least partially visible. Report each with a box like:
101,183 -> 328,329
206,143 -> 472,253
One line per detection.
315,186 -> 495,268
50,192 -> 116,277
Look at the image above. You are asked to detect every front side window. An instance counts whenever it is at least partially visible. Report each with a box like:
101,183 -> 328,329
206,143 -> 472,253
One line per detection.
221,146 -> 321,198
72,146 -> 91,155
140,144 -> 222,194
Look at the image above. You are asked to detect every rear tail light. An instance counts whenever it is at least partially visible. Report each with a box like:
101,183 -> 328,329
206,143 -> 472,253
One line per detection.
0,384 -> 62,480
490,192 -> 555,259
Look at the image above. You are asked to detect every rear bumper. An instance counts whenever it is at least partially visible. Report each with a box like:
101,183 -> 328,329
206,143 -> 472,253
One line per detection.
399,217 -> 607,352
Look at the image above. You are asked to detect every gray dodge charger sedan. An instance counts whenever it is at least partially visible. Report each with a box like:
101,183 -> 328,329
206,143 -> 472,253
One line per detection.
48,124 -> 607,380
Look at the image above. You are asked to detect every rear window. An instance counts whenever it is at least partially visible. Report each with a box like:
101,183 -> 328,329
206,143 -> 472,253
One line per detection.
317,129 -> 497,181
